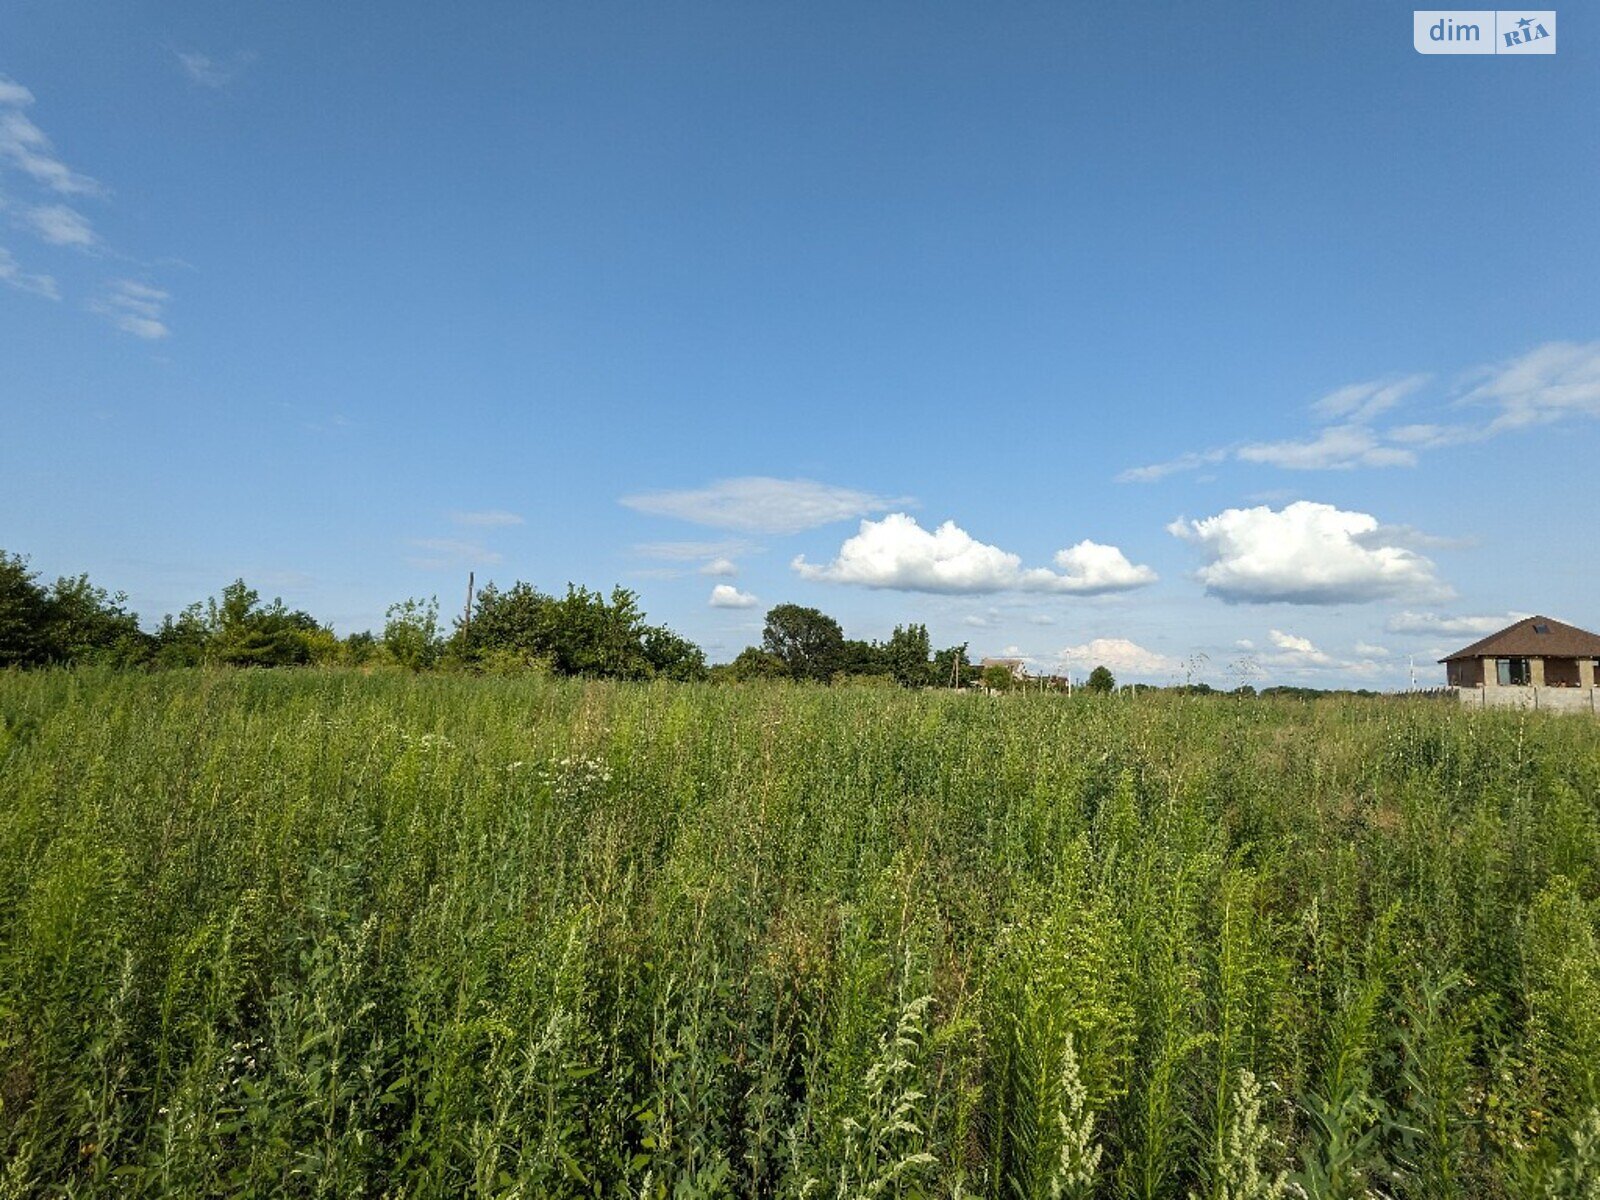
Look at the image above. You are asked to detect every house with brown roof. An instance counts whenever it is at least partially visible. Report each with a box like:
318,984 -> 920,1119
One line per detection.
1441,615 -> 1600,712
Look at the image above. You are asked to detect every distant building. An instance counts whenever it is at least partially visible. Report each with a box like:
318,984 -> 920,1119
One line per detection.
978,656 -> 1028,681
1441,615 -> 1600,712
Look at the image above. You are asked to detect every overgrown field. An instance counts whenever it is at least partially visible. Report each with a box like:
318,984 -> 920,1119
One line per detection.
1,671 -> 1598,1198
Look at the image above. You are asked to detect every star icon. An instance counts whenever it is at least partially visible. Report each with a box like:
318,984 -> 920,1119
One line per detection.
1517,16 -> 1533,28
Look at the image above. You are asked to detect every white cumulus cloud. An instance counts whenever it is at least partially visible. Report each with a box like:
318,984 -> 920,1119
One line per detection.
621,477 -> 910,534
1250,628 -> 1390,678
792,514 -> 1157,595
1242,628 -> 1397,679
1267,629 -> 1334,664
1169,501 -> 1449,605
1056,638 -> 1180,678
708,584 -> 758,609
1052,540 -> 1159,591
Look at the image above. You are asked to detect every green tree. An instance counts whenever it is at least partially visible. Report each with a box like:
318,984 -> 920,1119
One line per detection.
455,581 -> 550,670
384,597 -> 442,670
0,552 -> 150,667
932,642 -> 972,688
152,603 -> 212,667
342,630 -> 380,665
839,638 -> 889,679
719,647 -> 789,682
546,585 -> 650,677
641,624 -> 708,681
0,552 -> 52,667
883,623 -> 933,688
982,663 -> 1015,692
761,603 -> 845,683
207,581 -> 324,667
455,580 -> 704,680
44,574 -> 148,665
1085,665 -> 1115,694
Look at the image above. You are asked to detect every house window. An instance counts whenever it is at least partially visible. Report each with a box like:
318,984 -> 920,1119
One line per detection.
1533,623 -> 1550,634
1497,658 -> 1531,686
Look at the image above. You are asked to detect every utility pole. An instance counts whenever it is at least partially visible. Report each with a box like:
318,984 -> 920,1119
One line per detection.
464,571 -> 475,641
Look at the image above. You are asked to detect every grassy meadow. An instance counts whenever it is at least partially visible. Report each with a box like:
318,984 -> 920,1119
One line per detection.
1,669 -> 1598,1198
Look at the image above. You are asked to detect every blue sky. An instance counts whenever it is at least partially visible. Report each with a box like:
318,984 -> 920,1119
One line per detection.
2,2 -> 1596,686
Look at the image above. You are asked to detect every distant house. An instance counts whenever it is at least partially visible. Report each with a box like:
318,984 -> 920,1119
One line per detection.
978,656 -> 1029,681
1441,615 -> 1600,712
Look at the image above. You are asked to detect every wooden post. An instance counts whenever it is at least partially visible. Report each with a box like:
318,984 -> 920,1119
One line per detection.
464,571 -> 474,640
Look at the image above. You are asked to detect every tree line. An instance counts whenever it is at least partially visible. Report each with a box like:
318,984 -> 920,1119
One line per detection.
0,550 -> 706,679
1,549 -> 1037,687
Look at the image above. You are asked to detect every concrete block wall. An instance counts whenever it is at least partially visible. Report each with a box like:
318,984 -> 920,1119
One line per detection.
1456,686 -> 1600,714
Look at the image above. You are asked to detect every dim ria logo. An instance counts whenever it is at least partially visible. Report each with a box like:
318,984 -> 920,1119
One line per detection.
1414,10 -> 1556,53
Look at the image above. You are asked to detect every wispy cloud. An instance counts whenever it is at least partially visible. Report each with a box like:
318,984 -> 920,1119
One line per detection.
794,513 -> 1156,595
0,245 -> 59,299
89,280 -> 170,339
1463,341 -> 1600,433
1120,346 -> 1600,482
450,510 -> 525,528
1116,449 -> 1226,484
406,538 -> 504,570
21,203 -> 97,249
0,76 -> 103,196
177,51 -> 228,88
634,539 -> 754,561
0,73 -> 178,335
1385,611 -> 1521,637
1236,424 -> 1416,471
173,49 -> 255,89
621,477 -> 911,535
629,538 -> 755,580
1309,375 -> 1430,423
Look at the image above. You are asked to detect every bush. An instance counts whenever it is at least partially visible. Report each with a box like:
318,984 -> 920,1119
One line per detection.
384,597 -> 442,671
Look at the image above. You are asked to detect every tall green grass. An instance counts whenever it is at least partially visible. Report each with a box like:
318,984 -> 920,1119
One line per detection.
1,669 -> 1597,1197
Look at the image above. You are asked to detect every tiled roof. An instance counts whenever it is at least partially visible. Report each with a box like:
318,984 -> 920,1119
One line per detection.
1439,615 -> 1600,662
